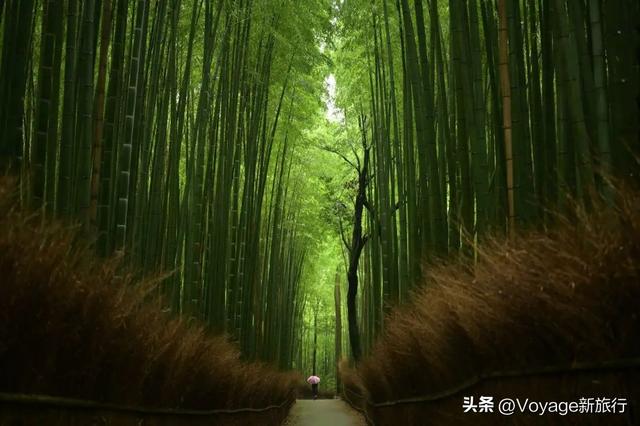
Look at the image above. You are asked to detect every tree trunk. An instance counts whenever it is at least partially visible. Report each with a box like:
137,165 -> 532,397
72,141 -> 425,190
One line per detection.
312,302 -> 318,375
346,116 -> 370,362
334,269 -> 342,393
497,0 -> 515,237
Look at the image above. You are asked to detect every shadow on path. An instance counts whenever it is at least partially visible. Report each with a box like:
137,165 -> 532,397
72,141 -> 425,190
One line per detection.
283,399 -> 367,426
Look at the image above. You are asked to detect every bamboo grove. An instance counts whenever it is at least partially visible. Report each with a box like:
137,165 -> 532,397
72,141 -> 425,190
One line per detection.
0,0 -> 334,370
0,0 -> 638,381
332,0 -> 639,356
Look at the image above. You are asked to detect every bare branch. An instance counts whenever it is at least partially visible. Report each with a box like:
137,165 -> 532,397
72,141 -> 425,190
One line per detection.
350,143 -> 361,172
361,233 -> 370,248
338,217 -> 351,252
321,145 -> 359,171
363,197 -> 376,217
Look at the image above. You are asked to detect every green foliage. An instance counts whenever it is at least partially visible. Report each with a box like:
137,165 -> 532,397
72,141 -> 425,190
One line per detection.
0,0 -> 637,386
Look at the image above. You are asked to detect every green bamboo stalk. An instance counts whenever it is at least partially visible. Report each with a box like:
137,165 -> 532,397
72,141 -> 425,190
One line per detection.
588,0 -> 611,177
75,0 -> 97,225
114,0 -> 146,254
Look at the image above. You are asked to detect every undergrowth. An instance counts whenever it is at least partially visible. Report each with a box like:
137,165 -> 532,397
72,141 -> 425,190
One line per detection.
0,180 -> 298,425
344,183 -> 640,425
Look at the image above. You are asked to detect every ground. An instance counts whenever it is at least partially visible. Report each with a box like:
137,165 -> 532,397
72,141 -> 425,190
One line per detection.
283,399 -> 367,426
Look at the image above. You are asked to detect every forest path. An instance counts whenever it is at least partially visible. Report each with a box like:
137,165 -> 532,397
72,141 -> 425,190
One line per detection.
283,399 -> 367,426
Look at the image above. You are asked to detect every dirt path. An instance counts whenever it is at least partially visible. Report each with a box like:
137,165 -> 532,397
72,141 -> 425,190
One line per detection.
283,399 -> 367,426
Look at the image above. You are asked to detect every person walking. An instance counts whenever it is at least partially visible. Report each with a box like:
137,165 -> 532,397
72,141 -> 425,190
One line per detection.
307,375 -> 320,399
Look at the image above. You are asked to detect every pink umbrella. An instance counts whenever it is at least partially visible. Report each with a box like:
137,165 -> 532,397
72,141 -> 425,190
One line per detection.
307,375 -> 320,385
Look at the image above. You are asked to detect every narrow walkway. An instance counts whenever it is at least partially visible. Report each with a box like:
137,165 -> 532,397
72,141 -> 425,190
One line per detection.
283,399 -> 367,426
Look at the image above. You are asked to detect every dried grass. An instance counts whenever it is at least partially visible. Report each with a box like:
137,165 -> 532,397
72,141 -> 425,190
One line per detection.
348,184 -> 640,425
0,179 -> 297,425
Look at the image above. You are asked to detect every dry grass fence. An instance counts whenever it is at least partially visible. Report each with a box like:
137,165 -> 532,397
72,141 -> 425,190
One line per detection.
0,180 -> 298,425
342,183 -> 640,425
